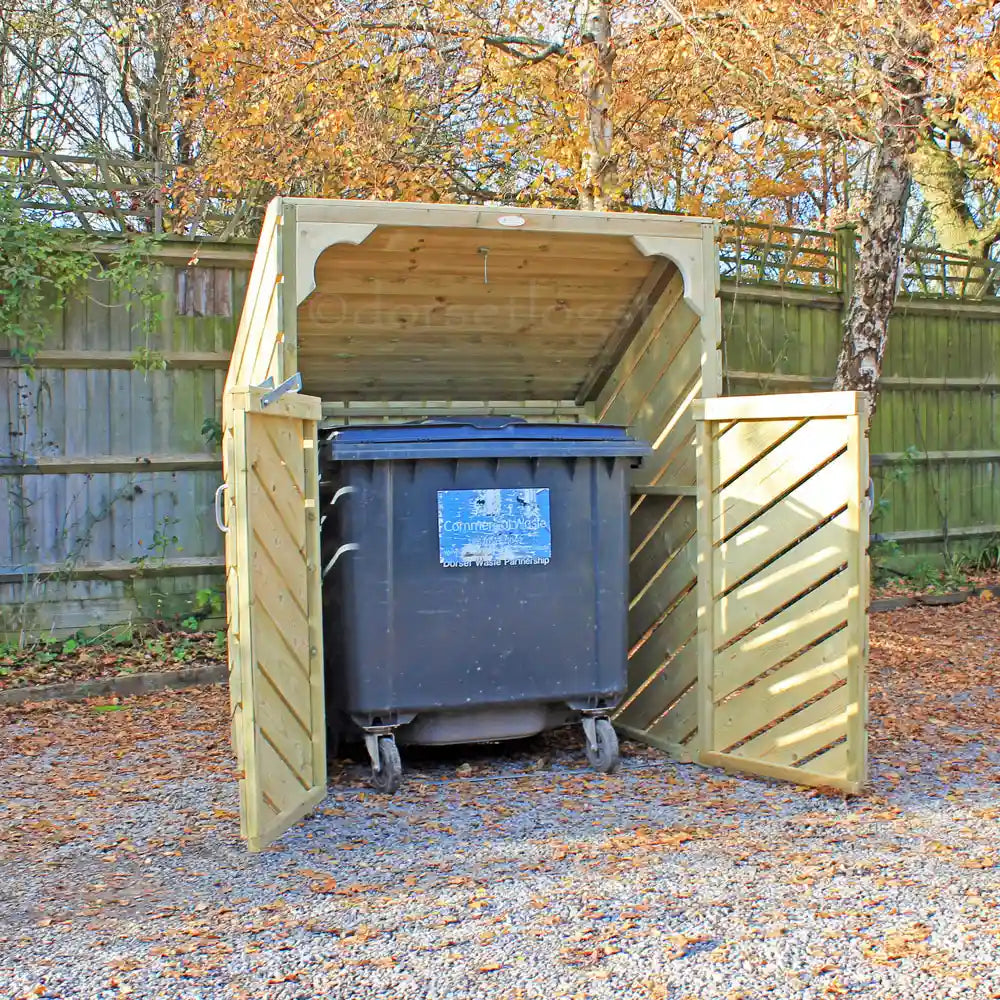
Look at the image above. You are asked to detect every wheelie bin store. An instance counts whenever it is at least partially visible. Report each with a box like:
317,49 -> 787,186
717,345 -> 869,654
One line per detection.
221,198 -> 724,850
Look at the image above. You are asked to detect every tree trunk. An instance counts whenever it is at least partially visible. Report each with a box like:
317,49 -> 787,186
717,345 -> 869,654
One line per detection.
833,26 -> 930,416
578,1 -> 615,211
832,134 -> 911,410
910,138 -> 1000,258
909,138 -> 1000,296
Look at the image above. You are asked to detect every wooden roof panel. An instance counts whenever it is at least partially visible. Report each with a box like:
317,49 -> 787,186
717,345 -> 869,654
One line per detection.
298,224 -> 662,401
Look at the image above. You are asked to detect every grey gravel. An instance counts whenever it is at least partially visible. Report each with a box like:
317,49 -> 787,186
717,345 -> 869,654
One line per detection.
1,660 -> 999,1000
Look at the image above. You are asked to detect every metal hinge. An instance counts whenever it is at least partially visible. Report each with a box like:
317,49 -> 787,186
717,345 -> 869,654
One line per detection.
255,372 -> 303,408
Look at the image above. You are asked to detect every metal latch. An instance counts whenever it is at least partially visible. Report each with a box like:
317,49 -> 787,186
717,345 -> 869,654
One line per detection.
256,372 -> 303,408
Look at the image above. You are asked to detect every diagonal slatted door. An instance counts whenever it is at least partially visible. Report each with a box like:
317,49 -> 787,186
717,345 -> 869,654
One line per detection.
224,386 -> 326,851
693,392 -> 869,793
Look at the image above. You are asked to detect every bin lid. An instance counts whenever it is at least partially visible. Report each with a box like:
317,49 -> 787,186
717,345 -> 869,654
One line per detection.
323,417 -> 651,461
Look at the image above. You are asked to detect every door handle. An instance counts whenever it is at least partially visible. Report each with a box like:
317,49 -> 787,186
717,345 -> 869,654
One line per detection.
214,483 -> 229,533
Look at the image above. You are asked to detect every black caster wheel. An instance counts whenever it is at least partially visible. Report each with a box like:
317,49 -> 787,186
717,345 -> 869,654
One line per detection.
371,736 -> 402,794
584,718 -> 620,774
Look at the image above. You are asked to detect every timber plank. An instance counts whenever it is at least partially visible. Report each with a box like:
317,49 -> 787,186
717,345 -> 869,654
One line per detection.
626,587 -> 697,692
619,637 -> 698,731
714,635 -> 849,749
247,458 -> 308,560
713,418 -> 804,487
628,535 -> 697,647
646,683 -> 699,746
731,687 -> 851,766
714,515 -> 850,643
713,419 -> 848,535
250,539 -> 310,645
712,569 -> 850,700
256,733 -> 311,814
802,740 -> 849,779
629,497 -> 698,602
248,500 -> 309,617
629,493 -> 681,555
251,415 -> 307,503
713,456 -> 851,594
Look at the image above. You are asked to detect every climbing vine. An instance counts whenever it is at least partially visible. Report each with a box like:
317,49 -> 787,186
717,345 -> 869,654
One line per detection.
0,191 -> 165,372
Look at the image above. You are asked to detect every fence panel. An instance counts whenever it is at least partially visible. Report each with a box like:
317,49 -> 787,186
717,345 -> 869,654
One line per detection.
723,286 -> 1000,566
1,251 -> 251,637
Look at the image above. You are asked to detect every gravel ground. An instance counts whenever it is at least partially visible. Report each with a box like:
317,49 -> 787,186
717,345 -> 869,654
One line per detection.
2,601 -> 999,1000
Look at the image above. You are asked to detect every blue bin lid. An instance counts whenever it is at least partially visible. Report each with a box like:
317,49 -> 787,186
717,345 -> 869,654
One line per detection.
324,417 -> 650,461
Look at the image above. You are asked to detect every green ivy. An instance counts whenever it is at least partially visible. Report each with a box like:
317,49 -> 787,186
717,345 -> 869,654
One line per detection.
0,190 -> 165,372
201,416 -> 223,447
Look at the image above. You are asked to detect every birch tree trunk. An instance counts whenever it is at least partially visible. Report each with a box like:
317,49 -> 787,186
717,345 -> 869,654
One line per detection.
833,23 -> 930,416
578,0 -> 615,211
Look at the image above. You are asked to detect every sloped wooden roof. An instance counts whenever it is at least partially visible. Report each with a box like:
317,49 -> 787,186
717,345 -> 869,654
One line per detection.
299,226 -> 676,401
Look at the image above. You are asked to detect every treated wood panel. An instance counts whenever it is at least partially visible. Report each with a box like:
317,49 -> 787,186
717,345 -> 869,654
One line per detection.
646,677 -> 699,745
620,633 -> 698,732
695,395 -> 867,794
713,570 -> 850,688
615,642 -> 698,731
596,271 -> 686,415
613,227 -> 718,761
227,399 -> 326,853
315,225 -> 650,264
714,419 -> 848,533
629,535 -> 697,647
626,587 -> 697,690
306,379 -> 595,401
733,686 -> 851,765
301,224 -> 660,404
714,516 -> 850,643
600,297 -> 699,430
629,495 -> 696,596
257,734 -> 311,815
300,330 -> 613,351
304,282 -> 649,304
805,740 -> 849,779
714,634 -> 849,749
255,665 -> 314,780
713,456 -> 850,593
713,418 -> 803,485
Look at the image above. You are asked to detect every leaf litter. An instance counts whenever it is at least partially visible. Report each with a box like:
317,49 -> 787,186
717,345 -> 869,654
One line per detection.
0,600 -> 999,998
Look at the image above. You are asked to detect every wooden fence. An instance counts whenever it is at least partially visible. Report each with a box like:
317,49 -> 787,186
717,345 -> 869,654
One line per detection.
722,221 -> 1000,569
3,201 -> 1000,635
1,242 -> 253,637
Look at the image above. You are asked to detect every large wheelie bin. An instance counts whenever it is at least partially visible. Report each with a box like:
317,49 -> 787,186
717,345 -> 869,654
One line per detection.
319,417 -> 649,792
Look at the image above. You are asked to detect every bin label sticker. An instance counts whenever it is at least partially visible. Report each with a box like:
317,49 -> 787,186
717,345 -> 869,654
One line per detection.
437,488 -> 551,567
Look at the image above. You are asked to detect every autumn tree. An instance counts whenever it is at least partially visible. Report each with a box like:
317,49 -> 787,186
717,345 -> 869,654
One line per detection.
1,0 -> 195,161
659,0 -> 1000,408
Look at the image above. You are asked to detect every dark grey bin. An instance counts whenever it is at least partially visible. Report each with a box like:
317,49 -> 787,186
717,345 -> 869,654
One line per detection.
319,417 -> 649,791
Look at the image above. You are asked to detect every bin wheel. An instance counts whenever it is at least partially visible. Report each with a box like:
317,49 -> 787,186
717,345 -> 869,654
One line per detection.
372,736 -> 402,794
584,718 -> 620,774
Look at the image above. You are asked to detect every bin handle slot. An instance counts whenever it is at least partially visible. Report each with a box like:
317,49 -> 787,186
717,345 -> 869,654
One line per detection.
323,543 -> 359,578
214,483 -> 229,534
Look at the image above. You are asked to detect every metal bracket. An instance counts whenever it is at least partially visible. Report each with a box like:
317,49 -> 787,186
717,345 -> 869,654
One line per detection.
258,372 -> 302,408
363,729 -> 395,771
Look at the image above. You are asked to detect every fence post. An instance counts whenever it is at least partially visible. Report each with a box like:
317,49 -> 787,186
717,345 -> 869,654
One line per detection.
834,223 -> 858,307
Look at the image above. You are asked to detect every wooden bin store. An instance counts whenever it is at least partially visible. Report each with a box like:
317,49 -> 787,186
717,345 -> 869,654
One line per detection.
221,199 -> 869,851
